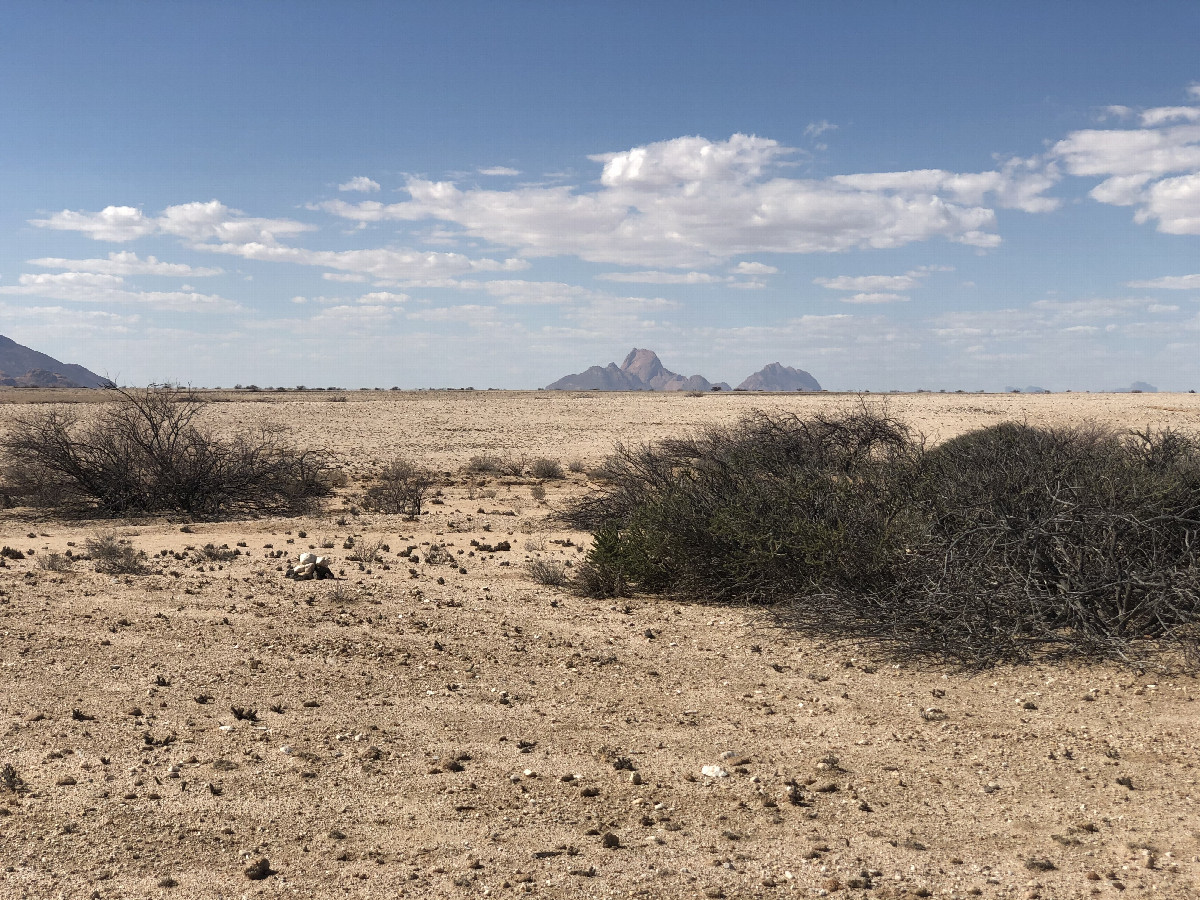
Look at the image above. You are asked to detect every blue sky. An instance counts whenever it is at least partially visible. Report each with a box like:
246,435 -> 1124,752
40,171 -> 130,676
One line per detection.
3,1 -> 1200,390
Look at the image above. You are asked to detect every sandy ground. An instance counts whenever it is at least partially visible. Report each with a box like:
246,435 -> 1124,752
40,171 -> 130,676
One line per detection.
2,390 -> 1200,900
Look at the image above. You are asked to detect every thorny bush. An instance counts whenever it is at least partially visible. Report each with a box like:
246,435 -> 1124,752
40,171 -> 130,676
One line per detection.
562,406 -> 1200,668
1,384 -> 332,518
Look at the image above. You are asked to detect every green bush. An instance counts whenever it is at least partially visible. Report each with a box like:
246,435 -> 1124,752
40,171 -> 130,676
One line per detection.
563,408 -> 1200,667
562,406 -> 922,602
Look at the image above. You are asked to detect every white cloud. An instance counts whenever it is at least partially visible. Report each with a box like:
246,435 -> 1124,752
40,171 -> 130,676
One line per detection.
33,205 -> 157,242
1140,106 -> 1200,127
477,280 -> 589,305
357,291 -> 408,304
731,261 -> 779,275
33,201 -> 315,245
1140,172 -> 1200,233
1126,273 -> 1200,289
815,273 -> 918,292
321,134 -> 1059,267
339,176 -> 381,193
597,271 -> 724,285
0,271 -> 239,312
27,251 -> 222,277
842,292 -> 909,304
804,120 -> 837,137
322,272 -> 368,282
1052,96 -> 1200,233
478,166 -> 520,176
194,241 -> 528,281
407,304 -> 498,323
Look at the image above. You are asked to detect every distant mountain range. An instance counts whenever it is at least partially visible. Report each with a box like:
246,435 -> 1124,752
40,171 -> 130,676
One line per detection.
0,334 -> 109,388
545,349 -> 821,392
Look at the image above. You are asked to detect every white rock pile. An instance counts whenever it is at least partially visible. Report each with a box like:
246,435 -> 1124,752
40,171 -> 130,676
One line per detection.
285,552 -> 335,580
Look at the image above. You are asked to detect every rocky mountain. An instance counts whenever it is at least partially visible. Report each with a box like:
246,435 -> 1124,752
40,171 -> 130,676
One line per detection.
545,349 -> 731,392
0,334 -> 109,388
735,362 -> 821,392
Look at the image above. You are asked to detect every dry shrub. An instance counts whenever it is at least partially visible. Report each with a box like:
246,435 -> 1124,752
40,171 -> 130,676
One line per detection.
563,407 -> 1200,667
527,558 -> 569,587
464,455 -> 504,475
85,532 -> 148,575
362,458 -> 434,517
0,384 -> 331,518
530,457 -> 564,480
37,552 -> 74,572
349,535 -> 388,564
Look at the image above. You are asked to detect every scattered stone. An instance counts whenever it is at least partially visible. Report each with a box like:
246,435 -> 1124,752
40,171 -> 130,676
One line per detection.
157,876 -> 178,888
701,765 -> 729,779
601,831 -> 621,849
629,772 -> 643,785
580,786 -> 600,798
244,857 -> 273,880
55,775 -> 77,786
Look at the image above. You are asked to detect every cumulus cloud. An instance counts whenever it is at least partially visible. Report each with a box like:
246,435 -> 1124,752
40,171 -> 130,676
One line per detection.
321,134 -> 1059,267
339,176 -> 381,193
843,292 -> 909,304
478,166 -> 520,176
357,291 -> 408,304
27,251 -> 222,277
33,205 -> 157,242
1126,273 -> 1200,289
815,273 -> 919,292
33,201 -> 314,245
0,271 -> 239,312
597,271 -> 725,285
731,261 -> 779,275
1052,94 -> 1200,233
194,241 -> 528,281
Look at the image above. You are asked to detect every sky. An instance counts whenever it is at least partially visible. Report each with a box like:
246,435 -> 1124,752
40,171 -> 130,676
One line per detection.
2,2 -> 1200,391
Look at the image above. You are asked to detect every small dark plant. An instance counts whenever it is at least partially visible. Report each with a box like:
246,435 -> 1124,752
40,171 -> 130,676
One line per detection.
37,552 -> 73,572
362,458 -> 435,518
1,762 -> 26,793
85,532 -> 148,575
530,458 -> 564,480
527,559 -> 568,587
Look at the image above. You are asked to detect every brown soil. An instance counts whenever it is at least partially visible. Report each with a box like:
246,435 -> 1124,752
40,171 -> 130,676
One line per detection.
2,390 -> 1199,899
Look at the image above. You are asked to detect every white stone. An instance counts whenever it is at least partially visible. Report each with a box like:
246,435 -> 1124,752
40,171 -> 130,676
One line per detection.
298,552 -> 316,565
701,765 -> 729,779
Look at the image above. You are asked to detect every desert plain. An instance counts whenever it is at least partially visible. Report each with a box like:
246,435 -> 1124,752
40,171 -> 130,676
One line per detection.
2,388 -> 1200,900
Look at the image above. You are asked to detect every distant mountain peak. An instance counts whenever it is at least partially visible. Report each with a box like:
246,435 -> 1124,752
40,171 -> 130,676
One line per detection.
0,334 -> 109,389
546,348 -> 729,392
736,362 -> 821,392
546,348 -> 819,393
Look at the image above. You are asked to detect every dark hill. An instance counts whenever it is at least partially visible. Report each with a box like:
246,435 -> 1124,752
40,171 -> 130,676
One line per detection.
0,334 -> 109,388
